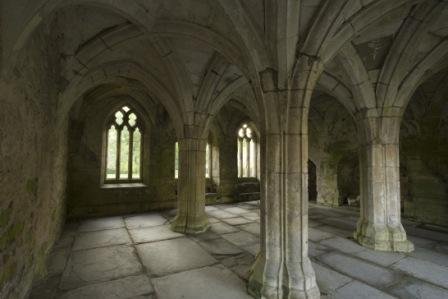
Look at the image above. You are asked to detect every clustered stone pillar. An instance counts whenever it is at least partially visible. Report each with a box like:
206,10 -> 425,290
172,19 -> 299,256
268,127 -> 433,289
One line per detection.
171,137 -> 209,234
316,156 -> 340,206
248,78 -> 320,298
354,111 -> 414,252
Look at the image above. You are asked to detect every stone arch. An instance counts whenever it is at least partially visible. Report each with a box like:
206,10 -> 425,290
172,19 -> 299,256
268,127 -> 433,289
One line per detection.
57,61 -> 185,138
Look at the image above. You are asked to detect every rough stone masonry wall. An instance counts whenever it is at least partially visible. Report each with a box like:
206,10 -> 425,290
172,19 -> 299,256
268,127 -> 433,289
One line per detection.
400,87 -> 448,227
67,99 -> 178,219
0,26 -> 66,298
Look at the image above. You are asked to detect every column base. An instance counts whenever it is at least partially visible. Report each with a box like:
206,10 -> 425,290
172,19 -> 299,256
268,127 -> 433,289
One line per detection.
170,214 -> 209,234
354,221 -> 414,252
248,254 -> 321,299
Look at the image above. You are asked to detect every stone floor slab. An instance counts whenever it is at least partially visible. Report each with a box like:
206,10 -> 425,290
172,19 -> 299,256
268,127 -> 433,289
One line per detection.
152,265 -> 252,299
392,257 -> 448,289
48,248 -> 70,276
390,279 -> 448,299
124,214 -> 168,229
334,280 -> 396,299
199,238 -> 243,255
224,207 -> 250,215
354,249 -> 406,267
208,210 -> 237,219
221,231 -> 259,248
60,245 -> 142,290
309,227 -> 334,242
237,223 -> 260,235
78,217 -> 125,232
223,217 -> 254,225
210,222 -> 239,234
312,262 -> 352,293
60,275 -> 154,299
129,225 -> 183,243
73,228 -> 131,250
320,236 -> 365,253
319,252 -> 400,288
136,237 -> 217,276
410,247 -> 448,268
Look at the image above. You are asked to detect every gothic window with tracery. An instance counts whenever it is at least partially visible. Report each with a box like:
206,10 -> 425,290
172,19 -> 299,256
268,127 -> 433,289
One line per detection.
105,106 -> 142,182
237,123 -> 258,178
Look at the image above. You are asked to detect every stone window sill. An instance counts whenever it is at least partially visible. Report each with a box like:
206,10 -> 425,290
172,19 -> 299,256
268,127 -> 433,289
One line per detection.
101,183 -> 147,189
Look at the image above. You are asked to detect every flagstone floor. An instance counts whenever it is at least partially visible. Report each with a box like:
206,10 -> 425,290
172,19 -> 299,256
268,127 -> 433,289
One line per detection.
30,201 -> 448,299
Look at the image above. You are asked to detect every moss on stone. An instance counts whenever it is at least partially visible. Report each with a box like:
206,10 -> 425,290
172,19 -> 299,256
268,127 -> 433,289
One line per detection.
0,222 -> 25,250
26,177 -> 39,198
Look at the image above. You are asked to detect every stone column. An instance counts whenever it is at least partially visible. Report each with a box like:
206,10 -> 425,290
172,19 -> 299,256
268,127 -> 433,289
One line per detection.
171,137 -> 209,234
316,156 -> 340,206
248,83 -> 319,298
354,112 -> 413,252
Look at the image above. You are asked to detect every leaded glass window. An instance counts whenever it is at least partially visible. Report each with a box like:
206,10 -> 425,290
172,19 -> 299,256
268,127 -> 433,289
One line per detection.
105,106 -> 142,182
238,124 -> 258,178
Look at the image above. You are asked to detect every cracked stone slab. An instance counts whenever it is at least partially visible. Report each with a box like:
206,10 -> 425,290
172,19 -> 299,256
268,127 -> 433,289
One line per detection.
198,238 -> 243,255
392,257 -> 448,289
207,210 -> 238,219
60,245 -> 142,290
312,262 -> 352,294
319,252 -> 400,288
73,228 -> 131,250
333,280 -> 396,299
48,248 -> 70,276
124,214 -> 168,229
60,275 -> 154,299
224,207 -> 250,215
222,217 -> 254,226
409,247 -> 448,268
389,278 -> 448,299
129,225 -> 183,243
221,231 -> 259,248
220,253 -> 255,280
237,223 -> 260,235
210,222 -> 239,234
320,236 -> 366,253
78,217 -> 125,232
353,249 -> 406,267
136,237 -> 217,276
309,227 -> 334,242
152,265 -> 253,299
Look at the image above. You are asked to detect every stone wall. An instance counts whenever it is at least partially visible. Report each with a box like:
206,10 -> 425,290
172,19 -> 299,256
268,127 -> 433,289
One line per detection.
400,80 -> 448,227
67,97 -> 178,219
0,25 -> 66,298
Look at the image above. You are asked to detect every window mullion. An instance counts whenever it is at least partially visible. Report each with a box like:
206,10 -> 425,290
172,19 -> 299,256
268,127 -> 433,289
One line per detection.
116,128 -> 122,180
129,128 -> 134,180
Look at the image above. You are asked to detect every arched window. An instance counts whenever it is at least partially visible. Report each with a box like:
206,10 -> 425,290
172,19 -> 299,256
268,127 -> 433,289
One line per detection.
174,141 -> 212,179
105,106 -> 142,182
238,123 -> 258,178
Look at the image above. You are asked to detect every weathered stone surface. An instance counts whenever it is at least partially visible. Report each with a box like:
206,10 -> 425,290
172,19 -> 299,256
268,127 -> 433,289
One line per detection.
334,281 -> 396,299
78,217 -> 125,232
60,275 -> 154,299
392,257 -> 448,289
47,248 -> 70,276
319,252 -> 400,288
129,225 -> 183,243
199,238 -> 243,255
73,228 -> 131,250
312,262 -> 352,293
136,238 -> 217,276
210,222 -> 239,234
390,279 -> 448,299
152,265 -> 253,299
353,249 -> 405,267
124,214 -> 168,229
237,223 -> 260,235
223,217 -> 254,225
320,237 -> 366,253
60,245 -> 142,290
221,231 -> 259,248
